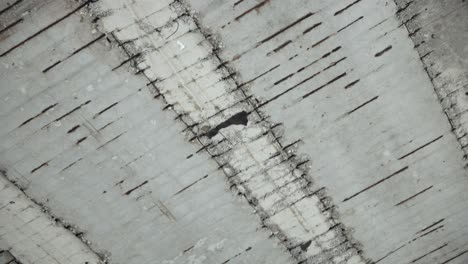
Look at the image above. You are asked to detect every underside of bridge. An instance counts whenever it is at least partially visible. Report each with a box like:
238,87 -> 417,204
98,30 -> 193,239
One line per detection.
1,0 -> 468,263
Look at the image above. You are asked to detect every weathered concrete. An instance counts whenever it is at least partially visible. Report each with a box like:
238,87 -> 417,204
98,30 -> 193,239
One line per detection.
185,0 -> 468,263
1,0 -> 468,263
0,172 -> 103,264
0,1 -> 293,264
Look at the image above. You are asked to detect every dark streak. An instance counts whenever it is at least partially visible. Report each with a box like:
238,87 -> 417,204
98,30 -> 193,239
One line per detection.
375,243 -> 407,263
269,40 -> 292,54
0,0 -> 23,16
239,64 -> 280,87
415,225 -> 444,240
322,57 -> 347,71
440,249 -> 468,264
375,45 -> 392,57
310,34 -> 334,48
0,18 -> 23,35
344,79 -> 360,89
112,52 -> 141,71
67,125 -> 80,134
93,102 -> 119,119
0,0 -> 92,57
398,135 -> 443,160
259,12 -> 314,44
42,60 -> 62,73
302,72 -> 347,99
41,100 -> 91,129
396,2 -> 413,15
337,16 -> 364,33
124,180 -> 148,195
334,0 -> 362,16
173,175 -> 208,196
31,162 -> 48,174
342,166 -> 409,202
345,96 -> 378,115
97,132 -> 125,150
42,34 -> 105,73
233,0 -> 245,7
76,136 -> 87,145
18,103 -> 58,128
234,0 -> 270,21
274,73 -> 294,85
411,243 -> 448,263
416,219 -> 444,234
183,245 -> 194,253
60,158 -> 82,172
395,186 -> 433,206
369,18 -> 388,30
303,22 -> 322,34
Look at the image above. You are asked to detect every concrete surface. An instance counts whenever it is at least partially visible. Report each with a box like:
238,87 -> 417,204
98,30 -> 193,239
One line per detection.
0,0 -> 468,263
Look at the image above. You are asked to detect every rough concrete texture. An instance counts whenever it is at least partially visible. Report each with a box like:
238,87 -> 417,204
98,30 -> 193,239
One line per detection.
1,0 -> 468,264
0,172 -> 103,264
0,249 -> 22,264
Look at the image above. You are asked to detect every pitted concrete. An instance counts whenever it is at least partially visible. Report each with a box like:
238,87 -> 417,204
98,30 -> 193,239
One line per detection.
1,0 -> 468,263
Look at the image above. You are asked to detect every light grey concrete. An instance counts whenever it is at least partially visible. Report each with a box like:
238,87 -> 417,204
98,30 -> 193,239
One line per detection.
1,0 -> 468,263
0,1 -> 293,264
186,0 -> 468,263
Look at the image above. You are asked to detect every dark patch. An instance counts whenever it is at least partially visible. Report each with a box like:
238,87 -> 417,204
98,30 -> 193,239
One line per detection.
300,240 -> 312,250
206,111 -> 249,138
